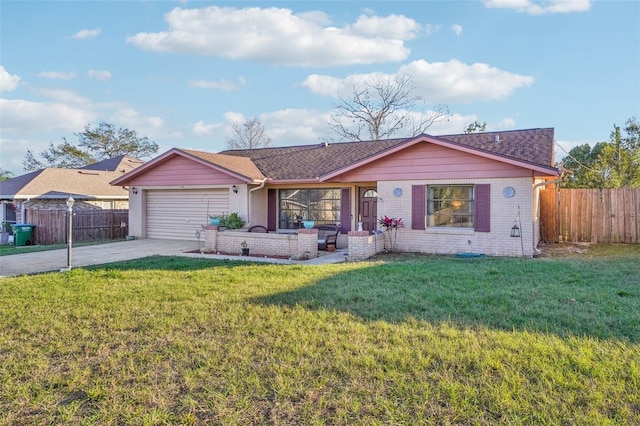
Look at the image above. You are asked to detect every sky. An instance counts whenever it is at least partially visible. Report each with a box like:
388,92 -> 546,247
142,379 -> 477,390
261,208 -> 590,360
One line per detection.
1,0 -> 639,176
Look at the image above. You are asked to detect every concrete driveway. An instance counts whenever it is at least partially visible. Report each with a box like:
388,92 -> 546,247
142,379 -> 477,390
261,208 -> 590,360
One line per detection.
0,239 -> 349,277
0,239 -> 198,278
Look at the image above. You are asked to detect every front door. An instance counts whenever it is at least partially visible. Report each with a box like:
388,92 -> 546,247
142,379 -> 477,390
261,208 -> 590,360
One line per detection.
358,187 -> 378,233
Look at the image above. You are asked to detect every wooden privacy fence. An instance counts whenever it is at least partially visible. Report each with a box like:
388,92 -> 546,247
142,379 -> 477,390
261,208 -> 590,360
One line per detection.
540,188 -> 640,243
25,209 -> 129,245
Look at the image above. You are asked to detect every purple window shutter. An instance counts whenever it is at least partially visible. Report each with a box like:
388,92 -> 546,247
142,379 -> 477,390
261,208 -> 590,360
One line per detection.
474,184 -> 490,232
267,189 -> 277,231
412,185 -> 426,230
340,188 -> 351,232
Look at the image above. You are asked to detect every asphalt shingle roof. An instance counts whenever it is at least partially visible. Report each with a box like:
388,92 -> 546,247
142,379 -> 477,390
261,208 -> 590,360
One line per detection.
218,128 -> 556,180
220,138 -> 408,181
1,156 -> 144,200
0,168 -> 130,200
179,149 -> 266,181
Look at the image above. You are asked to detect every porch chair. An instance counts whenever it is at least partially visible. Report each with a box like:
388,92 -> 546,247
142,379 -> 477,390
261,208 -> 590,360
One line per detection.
315,224 -> 340,250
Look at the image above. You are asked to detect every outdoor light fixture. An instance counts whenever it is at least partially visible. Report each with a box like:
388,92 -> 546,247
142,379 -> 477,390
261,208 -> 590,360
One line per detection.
510,205 -> 525,258
64,195 -> 75,271
232,185 -> 238,194
510,222 -> 521,238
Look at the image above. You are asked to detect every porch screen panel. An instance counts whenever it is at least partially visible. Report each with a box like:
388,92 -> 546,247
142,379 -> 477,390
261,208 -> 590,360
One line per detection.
278,188 -> 342,229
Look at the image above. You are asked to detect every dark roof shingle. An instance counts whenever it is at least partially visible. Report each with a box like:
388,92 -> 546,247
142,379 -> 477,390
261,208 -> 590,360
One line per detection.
219,128 -> 556,180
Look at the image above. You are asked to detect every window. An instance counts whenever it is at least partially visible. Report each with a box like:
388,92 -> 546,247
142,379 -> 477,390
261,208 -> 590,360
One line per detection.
427,185 -> 474,228
279,189 -> 341,229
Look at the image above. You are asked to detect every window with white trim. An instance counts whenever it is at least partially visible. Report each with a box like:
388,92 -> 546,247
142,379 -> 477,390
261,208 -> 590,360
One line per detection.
427,185 -> 474,228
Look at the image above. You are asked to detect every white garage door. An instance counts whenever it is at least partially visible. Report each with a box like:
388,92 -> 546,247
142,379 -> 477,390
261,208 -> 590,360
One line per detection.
146,189 -> 229,240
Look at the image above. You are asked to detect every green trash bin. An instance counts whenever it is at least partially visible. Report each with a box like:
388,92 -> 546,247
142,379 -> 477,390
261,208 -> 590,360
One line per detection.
11,224 -> 36,246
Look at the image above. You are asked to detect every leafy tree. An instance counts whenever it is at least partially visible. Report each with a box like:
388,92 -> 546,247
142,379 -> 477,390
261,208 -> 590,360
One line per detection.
226,117 -> 272,150
560,142 -> 608,188
23,140 -> 94,170
0,168 -> 14,182
23,122 -> 158,171
464,120 -> 487,134
328,74 -> 449,141
560,117 -> 640,188
597,117 -> 640,188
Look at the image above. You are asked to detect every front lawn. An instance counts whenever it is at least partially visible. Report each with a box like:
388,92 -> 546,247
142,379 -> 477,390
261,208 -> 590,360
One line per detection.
1,247 -> 638,424
0,239 -> 117,257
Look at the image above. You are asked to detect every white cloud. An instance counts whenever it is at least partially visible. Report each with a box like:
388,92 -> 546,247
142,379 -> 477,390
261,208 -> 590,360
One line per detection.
109,108 -> 170,140
303,60 -> 534,104
88,70 -> 112,81
423,24 -> 441,36
189,77 -> 246,92
261,108 -> 331,143
192,120 -> 223,136
302,60 -> 533,103
401,60 -> 534,102
38,71 -> 77,80
32,88 -> 92,105
72,28 -> 101,39
126,6 -> 417,66
484,0 -> 591,15
0,66 -> 21,92
451,24 -> 463,36
349,14 -> 422,40
0,98 -> 94,135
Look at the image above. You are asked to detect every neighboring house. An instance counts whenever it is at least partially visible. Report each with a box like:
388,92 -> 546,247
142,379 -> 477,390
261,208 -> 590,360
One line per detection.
0,155 -> 143,224
111,129 -> 558,257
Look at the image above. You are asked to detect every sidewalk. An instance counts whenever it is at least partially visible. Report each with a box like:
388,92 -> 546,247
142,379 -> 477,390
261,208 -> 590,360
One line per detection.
0,239 -> 348,277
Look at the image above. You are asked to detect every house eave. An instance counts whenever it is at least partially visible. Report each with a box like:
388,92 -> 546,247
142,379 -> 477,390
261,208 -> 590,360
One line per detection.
318,135 -> 559,181
110,148 -> 258,186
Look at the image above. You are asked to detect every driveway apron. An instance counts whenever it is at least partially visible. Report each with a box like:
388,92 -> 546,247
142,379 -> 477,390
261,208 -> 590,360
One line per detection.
0,239 -> 197,277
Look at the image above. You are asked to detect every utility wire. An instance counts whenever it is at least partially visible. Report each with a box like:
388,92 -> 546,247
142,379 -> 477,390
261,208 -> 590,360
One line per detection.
555,141 -> 602,174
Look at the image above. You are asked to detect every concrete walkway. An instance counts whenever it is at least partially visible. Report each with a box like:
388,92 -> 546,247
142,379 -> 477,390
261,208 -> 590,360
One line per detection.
0,239 -> 348,278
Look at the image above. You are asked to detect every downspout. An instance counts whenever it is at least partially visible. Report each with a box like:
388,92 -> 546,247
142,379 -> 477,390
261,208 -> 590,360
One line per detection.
531,176 -> 564,255
20,198 -> 31,224
247,178 -> 268,226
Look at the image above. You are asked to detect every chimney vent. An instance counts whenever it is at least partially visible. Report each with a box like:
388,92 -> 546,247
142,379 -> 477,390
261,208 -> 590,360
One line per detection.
494,134 -> 500,142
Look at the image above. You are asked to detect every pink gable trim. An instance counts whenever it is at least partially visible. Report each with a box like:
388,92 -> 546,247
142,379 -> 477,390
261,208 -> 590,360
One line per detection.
111,148 -> 253,186
121,155 -> 245,186
330,142 -> 534,182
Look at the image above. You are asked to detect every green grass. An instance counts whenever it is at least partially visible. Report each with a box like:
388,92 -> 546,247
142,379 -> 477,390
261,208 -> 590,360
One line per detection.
0,239 -> 118,256
1,246 -> 639,424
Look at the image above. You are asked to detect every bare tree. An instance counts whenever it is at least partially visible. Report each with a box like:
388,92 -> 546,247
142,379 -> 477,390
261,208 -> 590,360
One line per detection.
226,117 -> 272,150
328,74 -> 449,141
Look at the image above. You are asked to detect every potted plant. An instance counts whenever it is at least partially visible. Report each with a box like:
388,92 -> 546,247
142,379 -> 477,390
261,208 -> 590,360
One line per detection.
219,212 -> 245,230
240,240 -> 249,256
209,215 -> 221,226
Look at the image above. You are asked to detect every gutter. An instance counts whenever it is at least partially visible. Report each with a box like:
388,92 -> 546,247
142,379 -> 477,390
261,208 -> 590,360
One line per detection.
531,176 -> 564,256
20,198 -> 31,223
